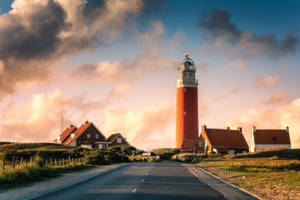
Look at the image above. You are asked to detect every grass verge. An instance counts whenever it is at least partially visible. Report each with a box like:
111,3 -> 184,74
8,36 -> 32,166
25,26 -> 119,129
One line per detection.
0,162 -> 94,189
197,150 -> 300,200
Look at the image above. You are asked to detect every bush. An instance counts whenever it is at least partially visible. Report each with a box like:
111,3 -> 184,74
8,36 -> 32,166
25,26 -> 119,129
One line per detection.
172,153 -> 195,162
151,148 -> 181,160
86,152 -> 107,165
106,145 -> 137,156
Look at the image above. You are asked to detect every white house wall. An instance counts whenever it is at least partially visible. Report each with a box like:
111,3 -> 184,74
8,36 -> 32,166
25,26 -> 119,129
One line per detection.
253,144 -> 291,152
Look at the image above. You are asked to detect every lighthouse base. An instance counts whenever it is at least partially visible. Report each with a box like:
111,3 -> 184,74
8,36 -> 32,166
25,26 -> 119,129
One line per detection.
180,138 -> 199,152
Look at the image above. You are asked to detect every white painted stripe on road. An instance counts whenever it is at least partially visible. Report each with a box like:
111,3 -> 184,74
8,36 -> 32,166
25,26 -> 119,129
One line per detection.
145,172 -> 149,175
140,179 -> 144,183
132,188 -> 138,193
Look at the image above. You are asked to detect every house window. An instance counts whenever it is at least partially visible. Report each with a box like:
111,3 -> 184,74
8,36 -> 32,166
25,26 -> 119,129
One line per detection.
117,137 -> 122,144
272,137 -> 277,141
87,134 -> 91,139
99,144 -> 103,149
95,134 -> 99,139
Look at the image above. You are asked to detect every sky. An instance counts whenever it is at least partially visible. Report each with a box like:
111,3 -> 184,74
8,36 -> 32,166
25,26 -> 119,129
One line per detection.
0,0 -> 299,150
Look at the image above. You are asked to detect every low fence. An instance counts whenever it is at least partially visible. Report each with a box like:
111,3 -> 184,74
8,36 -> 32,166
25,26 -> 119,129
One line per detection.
0,156 -> 87,171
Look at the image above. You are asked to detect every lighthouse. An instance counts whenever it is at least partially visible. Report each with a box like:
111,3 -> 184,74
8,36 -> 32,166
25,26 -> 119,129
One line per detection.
176,54 -> 199,151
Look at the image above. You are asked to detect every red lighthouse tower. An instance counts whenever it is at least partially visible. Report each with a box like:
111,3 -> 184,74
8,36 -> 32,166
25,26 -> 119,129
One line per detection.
176,54 -> 199,151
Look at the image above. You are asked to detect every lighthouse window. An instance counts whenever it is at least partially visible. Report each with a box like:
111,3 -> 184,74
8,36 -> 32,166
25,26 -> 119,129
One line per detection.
183,88 -> 186,92
183,111 -> 186,116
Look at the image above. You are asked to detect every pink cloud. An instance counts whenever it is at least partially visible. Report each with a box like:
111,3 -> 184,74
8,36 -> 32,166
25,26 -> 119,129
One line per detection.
226,98 -> 300,148
0,86 -> 132,142
264,91 -> 291,105
254,76 -> 280,88
226,60 -> 246,70
101,102 -> 175,150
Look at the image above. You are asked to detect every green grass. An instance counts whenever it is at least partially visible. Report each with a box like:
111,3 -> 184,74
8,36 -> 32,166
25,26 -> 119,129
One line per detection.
197,149 -> 300,190
0,142 -> 139,189
0,162 -> 94,189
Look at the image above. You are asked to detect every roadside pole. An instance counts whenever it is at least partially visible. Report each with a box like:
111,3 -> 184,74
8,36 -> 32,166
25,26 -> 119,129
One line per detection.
121,146 -> 125,163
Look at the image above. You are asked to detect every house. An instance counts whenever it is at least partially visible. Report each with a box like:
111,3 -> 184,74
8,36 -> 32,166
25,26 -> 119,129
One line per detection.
63,121 -> 106,149
96,133 -> 129,149
56,121 -> 130,149
251,126 -> 291,152
56,125 -> 77,144
199,125 -> 249,154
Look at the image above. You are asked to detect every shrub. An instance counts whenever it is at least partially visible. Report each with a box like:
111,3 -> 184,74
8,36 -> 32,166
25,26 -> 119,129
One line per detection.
106,145 -> 137,156
86,152 -> 107,165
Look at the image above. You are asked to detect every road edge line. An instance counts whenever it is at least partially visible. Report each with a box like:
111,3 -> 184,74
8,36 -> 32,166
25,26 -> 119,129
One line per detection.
15,163 -> 131,200
192,165 -> 264,200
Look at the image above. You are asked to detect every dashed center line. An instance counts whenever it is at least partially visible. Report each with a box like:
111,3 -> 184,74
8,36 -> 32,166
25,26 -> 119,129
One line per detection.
132,188 -> 138,193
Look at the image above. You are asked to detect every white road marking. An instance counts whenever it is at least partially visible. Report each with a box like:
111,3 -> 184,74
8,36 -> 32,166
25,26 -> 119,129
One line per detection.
140,179 -> 144,183
145,172 -> 149,175
132,188 -> 138,193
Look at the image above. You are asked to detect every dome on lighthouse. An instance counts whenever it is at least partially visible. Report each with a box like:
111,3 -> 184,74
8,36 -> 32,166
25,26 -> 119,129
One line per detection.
181,54 -> 195,70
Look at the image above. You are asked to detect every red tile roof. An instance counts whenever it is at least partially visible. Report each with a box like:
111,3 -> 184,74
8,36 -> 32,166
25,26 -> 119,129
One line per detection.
202,127 -> 248,148
64,122 -> 92,145
59,125 -> 77,143
254,129 -> 290,145
106,133 -> 120,143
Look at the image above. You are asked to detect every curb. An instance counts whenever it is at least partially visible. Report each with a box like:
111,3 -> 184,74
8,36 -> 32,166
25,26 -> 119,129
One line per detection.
194,166 -> 264,200
14,163 -> 131,200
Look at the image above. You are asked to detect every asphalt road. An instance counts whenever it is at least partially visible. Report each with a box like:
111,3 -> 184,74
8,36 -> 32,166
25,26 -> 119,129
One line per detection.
37,162 -> 225,200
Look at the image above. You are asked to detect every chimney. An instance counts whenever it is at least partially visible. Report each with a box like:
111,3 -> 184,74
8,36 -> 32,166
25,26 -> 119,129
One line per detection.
85,120 -> 89,124
70,124 -> 74,128
253,126 -> 256,133
71,133 -> 75,139
286,126 -> 289,133
227,126 -> 230,133
237,127 -> 242,134
56,136 -> 61,143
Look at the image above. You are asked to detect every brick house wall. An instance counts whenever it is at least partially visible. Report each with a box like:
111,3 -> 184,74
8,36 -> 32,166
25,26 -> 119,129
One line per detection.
75,124 -> 106,148
109,135 -> 128,146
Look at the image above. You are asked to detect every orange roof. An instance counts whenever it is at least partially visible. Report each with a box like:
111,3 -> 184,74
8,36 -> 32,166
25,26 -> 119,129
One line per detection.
59,125 -> 77,143
64,122 -> 92,145
202,127 -> 248,148
254,129 -> 290,145
106,133 -> 120,143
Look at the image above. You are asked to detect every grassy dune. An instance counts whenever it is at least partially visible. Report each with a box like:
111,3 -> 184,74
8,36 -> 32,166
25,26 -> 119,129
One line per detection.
0,143 -> 135,189
197,149 -> 300,200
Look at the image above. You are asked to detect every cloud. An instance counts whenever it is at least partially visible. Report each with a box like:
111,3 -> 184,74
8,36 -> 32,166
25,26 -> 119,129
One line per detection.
71,20 -> 184,84
0,0 -> 144,100
137,20 -> 165,48
226,87 -> 240,95
101,102 -> 175,150
226,60 -> 246,70
0,85 -> 132,142
227,98 -> 300,148
264,91 -> 291,105
197,9 -> 298,58
254,76 -> 280,88
71,50 -> 178,84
